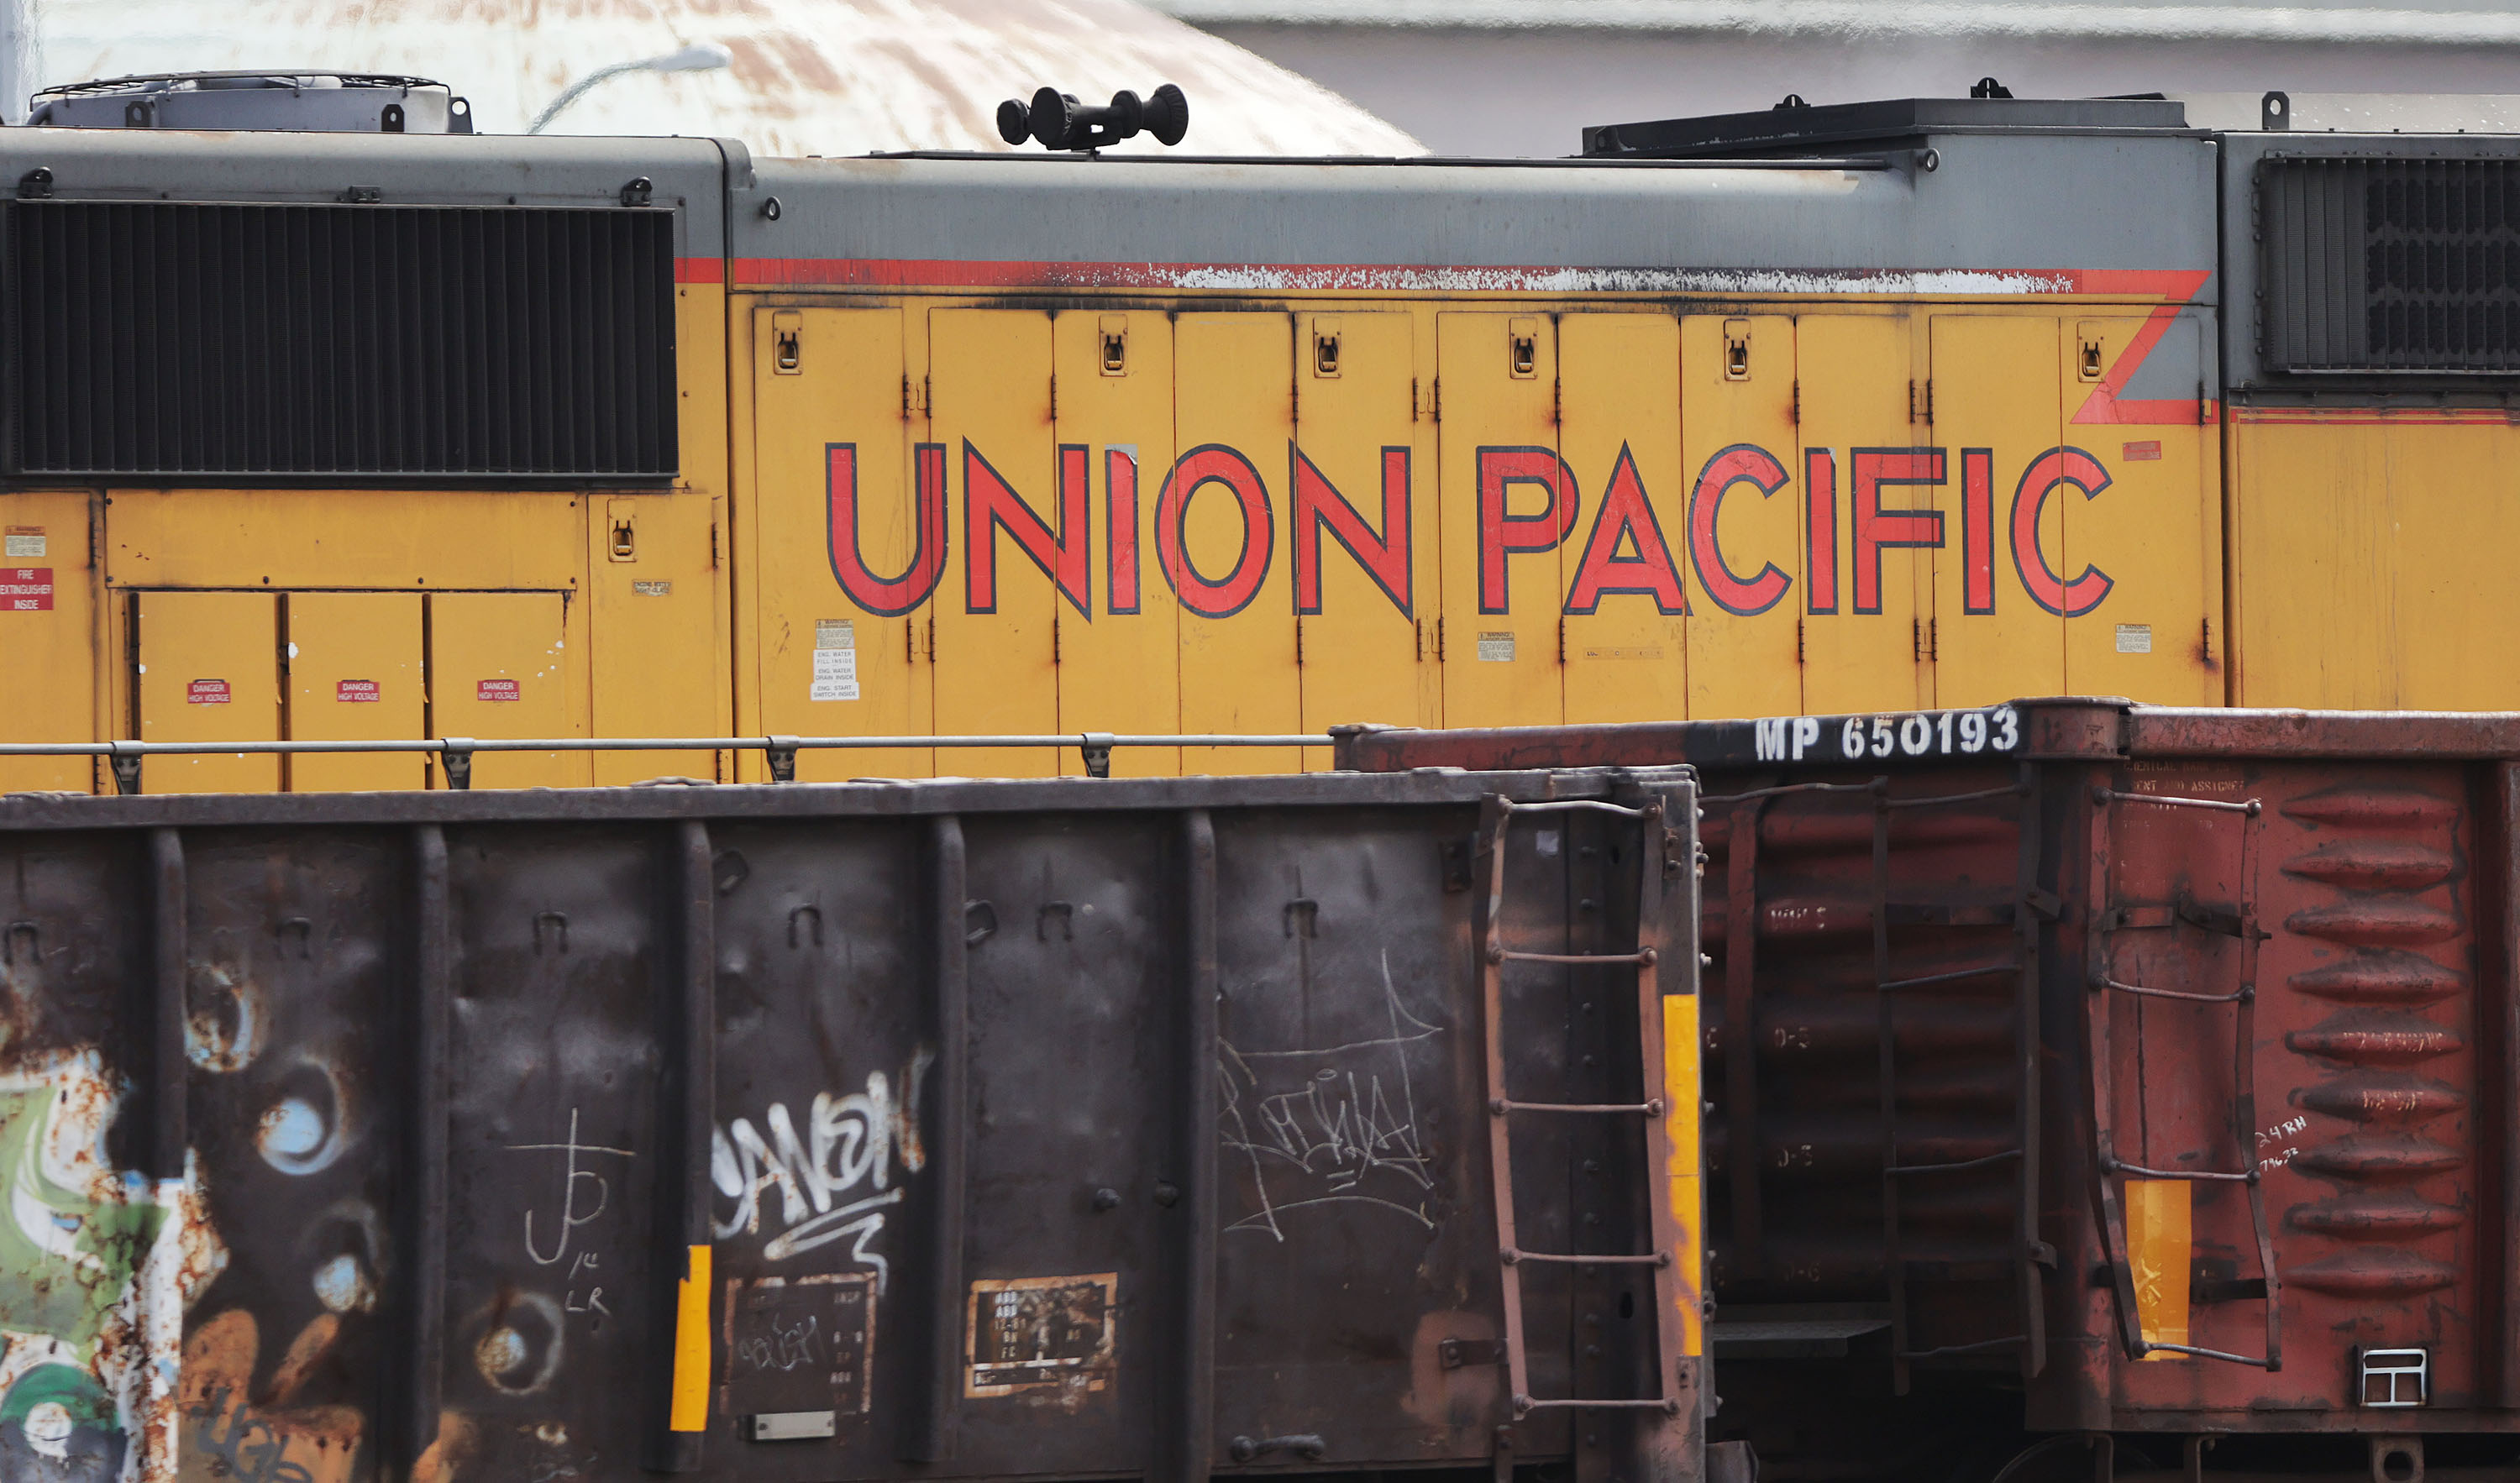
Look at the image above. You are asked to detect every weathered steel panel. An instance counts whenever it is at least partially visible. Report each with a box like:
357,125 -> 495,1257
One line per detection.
0,769 -> 1700,1483
1339,699 -> 2520,1467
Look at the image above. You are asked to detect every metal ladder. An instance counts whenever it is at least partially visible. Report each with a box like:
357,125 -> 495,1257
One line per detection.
1866,773 -> 2050,1393
1695,772 -> 2050,1395
2085,785 -> 2281,1371
1475,793 -> 1692,1423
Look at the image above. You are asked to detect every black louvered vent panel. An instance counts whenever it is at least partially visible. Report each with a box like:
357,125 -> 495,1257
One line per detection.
5,201 -> 676,479
2262,156 -> 2520,375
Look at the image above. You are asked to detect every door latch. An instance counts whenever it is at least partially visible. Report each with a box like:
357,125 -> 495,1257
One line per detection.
1099,313 -> 1127,375
772,309 -> 802,375
1508,317 -> 1539,379
1724,318 -> 1752,380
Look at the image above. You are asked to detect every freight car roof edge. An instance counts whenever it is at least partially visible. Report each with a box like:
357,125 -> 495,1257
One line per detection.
0,763 -> 1695,831
1331,698 -> 2520,772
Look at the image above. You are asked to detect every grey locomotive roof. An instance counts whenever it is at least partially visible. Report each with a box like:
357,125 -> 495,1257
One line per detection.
0,126 -> 735,257
118,94 -> 2520,301
730,129 -> 2215,286
0,113 -> 2223,287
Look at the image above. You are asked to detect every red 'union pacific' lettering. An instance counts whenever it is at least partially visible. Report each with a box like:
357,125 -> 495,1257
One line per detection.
818,438 -> 2116,623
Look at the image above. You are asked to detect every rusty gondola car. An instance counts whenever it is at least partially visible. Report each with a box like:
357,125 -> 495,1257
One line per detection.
1337,701 -> 2520,1481
0,767 -> 1707,1483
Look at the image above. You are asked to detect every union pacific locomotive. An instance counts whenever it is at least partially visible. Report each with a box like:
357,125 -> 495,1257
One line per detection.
0,79 -> 2509,798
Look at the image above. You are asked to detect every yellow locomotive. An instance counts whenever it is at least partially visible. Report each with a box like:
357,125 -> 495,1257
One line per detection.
0,83 -> 2504,791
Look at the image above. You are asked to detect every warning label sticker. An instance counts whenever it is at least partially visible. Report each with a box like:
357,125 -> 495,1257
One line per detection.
811,619 -> 859,702
965,1274 -> 1116,1399
337,680 -> 381,703
2114,624 -> 2153,654
477,679 -> 522,703
2,567 -> 50,611
4,528 -> 44,560
1477,631 -> 1515,663
186,679 -> 231,705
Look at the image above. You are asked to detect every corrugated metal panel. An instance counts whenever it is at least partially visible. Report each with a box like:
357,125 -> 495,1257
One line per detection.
2260,156 -> 2520,375
3,199 -> 677,480
0,769 -> 1701,1480
1336,699 -> 2511,1448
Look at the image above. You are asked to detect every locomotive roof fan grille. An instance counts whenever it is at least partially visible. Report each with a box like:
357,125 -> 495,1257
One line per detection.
3,198 -> 678,482
2261,155 -> 2520,375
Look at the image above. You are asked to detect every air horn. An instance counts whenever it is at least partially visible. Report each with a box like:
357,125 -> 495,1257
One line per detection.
995,85 -> 1189,151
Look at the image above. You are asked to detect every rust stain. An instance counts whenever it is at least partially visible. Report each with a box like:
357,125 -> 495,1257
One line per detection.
178,1309 -> 364,1483
412,1410 -> 477,1483
2279,839 -> 2454,890
2288,1192 -> 2465,1238
2287,949 -> 2465,1004
2285,1014 -> 2466,1063
2282,1247 -> 2460,1297
1399,1308 -> 1502,1434
2279,785 -> 2460,829
2288,1133 -> 2465,1179
265,1313 -> 344,1406
2282,898 -> 2460,945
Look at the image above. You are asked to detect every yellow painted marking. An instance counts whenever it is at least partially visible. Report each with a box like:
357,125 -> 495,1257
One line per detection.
2125,1179 -> 2192,1358
669,1243 -> 713,1430
1662,993 -> 1704,1357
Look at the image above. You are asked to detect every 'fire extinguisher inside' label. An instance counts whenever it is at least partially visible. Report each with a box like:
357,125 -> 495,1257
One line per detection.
477,679 -> 522,703
2,567 -> 51,611
186,679 -> 231,705
337,680 -> 381,703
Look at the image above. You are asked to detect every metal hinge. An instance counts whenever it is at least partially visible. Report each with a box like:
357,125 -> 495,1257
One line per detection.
1434,616 -> 1446,660
1048,375 -> 1057,422
710,521 -> 721,569
1791,379 -> 1801,425
1557,616 -> 1567,663
1431,377 -> 1442,422
1910,378 -> 1933,422
1913,617 -> 1922,662
1294,618 -> 1305,668
1796,616 -> 1805,663
1052,616 -> 1061,664
1929,616 -> 1938,660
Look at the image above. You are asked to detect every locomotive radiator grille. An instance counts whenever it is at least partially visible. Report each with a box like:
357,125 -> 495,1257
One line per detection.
2260,155 -> 2520,375
2,198 -> 677,480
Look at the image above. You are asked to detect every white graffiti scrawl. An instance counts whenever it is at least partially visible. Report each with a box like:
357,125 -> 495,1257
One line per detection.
711,1051 -> 932,1289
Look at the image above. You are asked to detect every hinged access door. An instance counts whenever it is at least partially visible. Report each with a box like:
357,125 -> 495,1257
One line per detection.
134,590 -> 281,793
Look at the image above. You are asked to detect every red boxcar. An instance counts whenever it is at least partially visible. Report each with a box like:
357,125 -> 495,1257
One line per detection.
1340,700 -> 2520,1482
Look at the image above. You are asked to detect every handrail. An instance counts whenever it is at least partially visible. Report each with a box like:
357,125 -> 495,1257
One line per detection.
0,733 -> 1333,792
